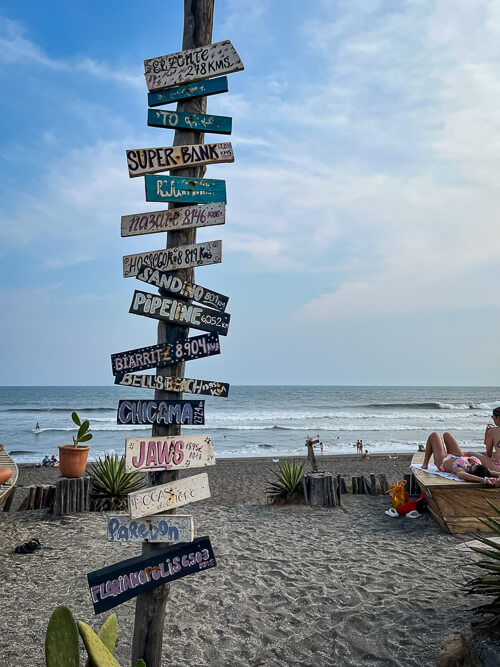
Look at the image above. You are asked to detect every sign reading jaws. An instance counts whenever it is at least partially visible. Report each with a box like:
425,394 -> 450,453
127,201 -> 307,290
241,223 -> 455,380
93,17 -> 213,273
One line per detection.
117,399 -> 205,426
144,40 -> 244,91
125,435 -> 215,472
128,473 -> 211,519
126,142 -> 234,178
122,240 -> 222,278
121,202 -> 225,238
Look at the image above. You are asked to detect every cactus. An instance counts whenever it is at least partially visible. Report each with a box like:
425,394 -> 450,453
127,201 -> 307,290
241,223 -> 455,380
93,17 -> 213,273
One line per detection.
77,621 -> 121,667
85,614 -> 118,667
45,605 -> 80,667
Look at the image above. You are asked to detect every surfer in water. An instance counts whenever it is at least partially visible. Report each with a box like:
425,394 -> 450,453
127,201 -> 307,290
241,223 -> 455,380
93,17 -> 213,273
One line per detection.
35,422 -> 40,431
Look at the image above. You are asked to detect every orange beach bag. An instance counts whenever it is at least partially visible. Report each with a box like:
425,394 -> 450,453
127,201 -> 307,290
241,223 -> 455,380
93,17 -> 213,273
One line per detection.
386,480 -> 409,509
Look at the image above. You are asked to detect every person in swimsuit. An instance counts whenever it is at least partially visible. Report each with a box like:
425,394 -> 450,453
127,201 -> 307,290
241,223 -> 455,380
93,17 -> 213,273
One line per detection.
484,407 -> 500,469
422,431 -> 500,486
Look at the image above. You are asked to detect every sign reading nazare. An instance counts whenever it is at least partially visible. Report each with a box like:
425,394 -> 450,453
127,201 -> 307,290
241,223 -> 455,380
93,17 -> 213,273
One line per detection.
121,202 -> 225,238
148,76 -> 228,107
144,40 -> 244,91
115,373 -> 230,397
147,109 -> 232,135
125,435 -> 215,472
145,175 -> 226,204
123,240 -> 222,278
117,399 -> 205,426
126,142 -> 234,177
128,473 -> 211,519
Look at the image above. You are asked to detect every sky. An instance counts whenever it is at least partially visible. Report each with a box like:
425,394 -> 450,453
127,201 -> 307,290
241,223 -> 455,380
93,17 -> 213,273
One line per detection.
1,0 -> 499,386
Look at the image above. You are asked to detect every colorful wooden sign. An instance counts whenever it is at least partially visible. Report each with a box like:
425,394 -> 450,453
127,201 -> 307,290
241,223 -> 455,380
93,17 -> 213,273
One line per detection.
121,202 -> 225,238
147,109 -> 232,135
144,40 -> 244,91
117,399 -> 205,426
115,373 -> 230,396
123,240 -> 222,278
148,76 -> 228,107
107,514 -> 194,543
88,536 -> 216,614
128,473 -> 210,520
110,333 -> 221,376
129,289 -> 230,336
125,435 -> 215,472
145,174 -> 226,204
126,142 -> 234,178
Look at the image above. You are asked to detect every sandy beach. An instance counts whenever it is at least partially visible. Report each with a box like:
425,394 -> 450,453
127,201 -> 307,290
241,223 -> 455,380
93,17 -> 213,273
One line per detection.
0,454 -> 483,666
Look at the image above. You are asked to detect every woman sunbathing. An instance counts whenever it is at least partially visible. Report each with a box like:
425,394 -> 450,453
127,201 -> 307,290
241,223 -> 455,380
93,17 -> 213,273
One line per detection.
422,432 -> 500,486
485,407 -> 500,469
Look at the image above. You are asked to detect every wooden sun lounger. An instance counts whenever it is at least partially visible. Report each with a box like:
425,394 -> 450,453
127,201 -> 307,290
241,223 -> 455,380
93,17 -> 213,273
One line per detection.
411,452 -> 500,534
0,444 -> 19,511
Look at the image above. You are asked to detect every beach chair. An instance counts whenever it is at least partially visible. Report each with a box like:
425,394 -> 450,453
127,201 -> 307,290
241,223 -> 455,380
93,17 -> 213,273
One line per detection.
0,444 -> 19,511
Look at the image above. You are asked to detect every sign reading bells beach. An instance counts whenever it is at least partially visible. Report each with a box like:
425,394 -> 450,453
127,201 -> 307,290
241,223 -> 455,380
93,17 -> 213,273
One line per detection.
117,399 -> 205,425
125,434 -> 215,472
115,373 -> 230,397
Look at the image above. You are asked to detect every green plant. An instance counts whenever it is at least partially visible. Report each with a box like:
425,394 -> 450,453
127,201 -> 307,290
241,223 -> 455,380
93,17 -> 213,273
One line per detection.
465,500 -> 500,630
90,454 -> 143,511
266,460 -> 305,504
71,412 -> 93,448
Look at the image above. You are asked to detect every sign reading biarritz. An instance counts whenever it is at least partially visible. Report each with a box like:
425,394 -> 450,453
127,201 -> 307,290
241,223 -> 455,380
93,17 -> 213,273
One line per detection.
123,240 -> 222,278
121,202 -> 225,238
117,399 -> 205,426
144,40 -> 244,91
126,142 -> 233,177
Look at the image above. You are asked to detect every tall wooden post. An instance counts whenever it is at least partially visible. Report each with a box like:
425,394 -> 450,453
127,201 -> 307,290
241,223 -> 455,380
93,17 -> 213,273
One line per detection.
131,2 -> 215,665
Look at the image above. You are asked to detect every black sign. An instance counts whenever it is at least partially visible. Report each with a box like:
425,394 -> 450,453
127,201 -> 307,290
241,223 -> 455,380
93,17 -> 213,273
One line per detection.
110,333 -> 220,376
117,399 -> 205,425
129,289 -> 230,336
88,536 -> 216,614
114,373 -> 230,397
137,264 -> 229,312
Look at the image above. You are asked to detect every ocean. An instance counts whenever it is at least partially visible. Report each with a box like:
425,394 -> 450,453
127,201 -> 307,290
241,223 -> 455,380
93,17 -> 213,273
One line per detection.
0,385 -> 498,463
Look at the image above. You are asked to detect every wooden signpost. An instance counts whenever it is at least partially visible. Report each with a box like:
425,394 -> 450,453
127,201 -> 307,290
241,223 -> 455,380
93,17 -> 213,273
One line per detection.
115,373 -> 230,397
121,202 -> 225,238
110,333 -> 221,375
123,240 -> 222,277
148,76 -> 228,107
88,536 -> 216,614
117,399 -> 205,426
147,109 -> 232,135
128,473 -> 211,519
136,265 -> 229,311
145,174 -> 226,204
126,142 -> 234,177
129,289 -> 230,336
144,39 -> 244,91
125,435 -> 215,472
107,514 -> 194,543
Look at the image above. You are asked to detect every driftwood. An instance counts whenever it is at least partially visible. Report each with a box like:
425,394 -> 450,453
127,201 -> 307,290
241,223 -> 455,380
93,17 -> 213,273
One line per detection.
53,477 -> 91,516
303,472 -> 341,508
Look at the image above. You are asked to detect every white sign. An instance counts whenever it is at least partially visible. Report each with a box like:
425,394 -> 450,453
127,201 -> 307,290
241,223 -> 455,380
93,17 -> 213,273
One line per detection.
126,142 -> 234,177
125,435 -> 215,473
107,514 -> 194,543
121,202 -> 225,238
128,473 -> 211,520
123,240 -> 222,278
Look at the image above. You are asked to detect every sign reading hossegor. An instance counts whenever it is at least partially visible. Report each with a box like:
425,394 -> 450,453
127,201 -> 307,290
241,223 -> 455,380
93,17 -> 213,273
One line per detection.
107,514 -> 194,543
117,399 -> 205,426
125,435 -> 215,472
121,202 -> 225,238
123,240 -> 222,278
126,142 -> 234,178
144,40 -> 244,91
115,373 -> 230,397
128,473 -> 211,520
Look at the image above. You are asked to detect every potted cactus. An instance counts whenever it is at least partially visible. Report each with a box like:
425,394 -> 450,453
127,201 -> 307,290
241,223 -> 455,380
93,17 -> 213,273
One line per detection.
58,412 -> 93,478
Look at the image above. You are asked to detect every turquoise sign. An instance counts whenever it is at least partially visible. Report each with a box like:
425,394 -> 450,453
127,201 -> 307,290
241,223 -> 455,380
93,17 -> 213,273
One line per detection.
147,108 -> 232,135
148,76 -> 229,107
145,175 -> 226,204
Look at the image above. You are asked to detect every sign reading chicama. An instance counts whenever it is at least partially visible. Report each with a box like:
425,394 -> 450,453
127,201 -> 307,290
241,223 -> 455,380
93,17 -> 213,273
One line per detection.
128,473 -> 211,520
126,142 -> 233,177
125,435 -> 215,472
117,399 -> 205,426
121,202 -> 225,238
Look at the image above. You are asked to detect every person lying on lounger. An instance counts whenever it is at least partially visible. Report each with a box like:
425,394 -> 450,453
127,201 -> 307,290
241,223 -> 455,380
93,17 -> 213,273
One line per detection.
484,407 -> 500,470
422,432 -> 500,486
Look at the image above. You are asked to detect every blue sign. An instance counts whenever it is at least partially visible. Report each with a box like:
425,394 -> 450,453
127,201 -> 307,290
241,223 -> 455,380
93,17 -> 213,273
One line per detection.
145,175 -> 226,204
147,108 -> 232,135
148,76 -> 229,107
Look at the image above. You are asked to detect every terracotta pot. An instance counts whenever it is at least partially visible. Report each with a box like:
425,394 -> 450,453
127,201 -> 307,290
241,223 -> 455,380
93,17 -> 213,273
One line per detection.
58,445 -> 91,478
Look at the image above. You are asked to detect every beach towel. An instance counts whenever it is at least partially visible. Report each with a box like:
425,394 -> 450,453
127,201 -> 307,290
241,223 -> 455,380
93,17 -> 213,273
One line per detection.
410,463 -> 463,482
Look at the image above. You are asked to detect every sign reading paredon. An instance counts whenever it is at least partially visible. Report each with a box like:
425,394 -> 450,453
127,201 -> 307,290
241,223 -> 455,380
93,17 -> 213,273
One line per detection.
123,240 -> 222,278
125,435 -> 215,472
128,473 -> 210,520
107,514 -> 194,543
117,399 -> 204,425
121,202 -> 225,238
126,142 -> 233,177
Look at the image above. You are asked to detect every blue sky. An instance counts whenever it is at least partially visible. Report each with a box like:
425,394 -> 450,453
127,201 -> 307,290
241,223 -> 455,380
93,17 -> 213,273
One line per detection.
1,0 -> 499,386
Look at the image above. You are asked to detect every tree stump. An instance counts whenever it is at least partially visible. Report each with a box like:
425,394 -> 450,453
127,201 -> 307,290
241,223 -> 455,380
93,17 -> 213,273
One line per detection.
53,477 -> 91,515
303,472 -> 341,507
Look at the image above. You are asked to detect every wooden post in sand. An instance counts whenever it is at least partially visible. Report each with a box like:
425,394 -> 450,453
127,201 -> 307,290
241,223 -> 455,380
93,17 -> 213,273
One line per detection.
305,436 -> 319,472
131,3 -> 215,665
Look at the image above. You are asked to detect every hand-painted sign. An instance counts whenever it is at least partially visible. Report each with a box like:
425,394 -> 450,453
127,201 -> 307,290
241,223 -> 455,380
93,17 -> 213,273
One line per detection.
144,40 -> 244,91
115,373 -> 230,397
136,264 -> 229,311
124,435 -> 215,472
88,536 -> 216,614
148,76 -> 228,107
128,473 -> 210,520
123,240 -> 222,278
107,514 -> 194,543
147,109 -> 232,135
121,202 -> 225,238
110,333 -> 221,375
145,174 -> 226,204
117,399 -> 205,426
129,290 -> 230,336
126,142 -> 234,178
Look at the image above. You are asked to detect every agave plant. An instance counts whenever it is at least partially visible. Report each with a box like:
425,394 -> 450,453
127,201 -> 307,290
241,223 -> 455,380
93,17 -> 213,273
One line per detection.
266,460 -> 305,504
89,454 -> 143,511
465,500 -> 500,629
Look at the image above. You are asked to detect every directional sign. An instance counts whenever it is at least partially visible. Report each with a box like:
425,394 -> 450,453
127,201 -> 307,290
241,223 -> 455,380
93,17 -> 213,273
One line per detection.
107,514 -> 194,543
126,142 -> 234,178
148,76 -> 229,107
128,473 -> 211,520
147,109 -> 232,135
123,240 -> 222,278
145,174 -> 226,204
88,536 -> 216,614
144,39 -> 244,91
125,435 -> 215,472
121,202 -> 225,238
136,265 -> 229,311
129,289 -> 230,336
110,333 -> 221,376
115,373 -> 230,397
117,399 -> 205,426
